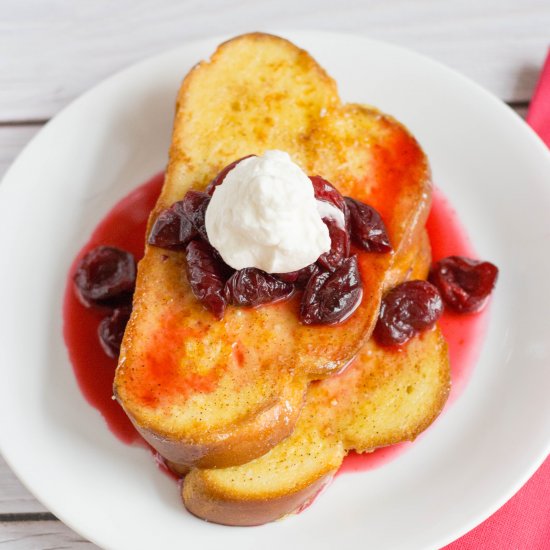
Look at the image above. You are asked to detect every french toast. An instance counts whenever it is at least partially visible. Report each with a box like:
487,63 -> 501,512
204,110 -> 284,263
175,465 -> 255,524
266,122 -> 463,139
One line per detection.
114,33 -> 432,469
182,233 -> 451,526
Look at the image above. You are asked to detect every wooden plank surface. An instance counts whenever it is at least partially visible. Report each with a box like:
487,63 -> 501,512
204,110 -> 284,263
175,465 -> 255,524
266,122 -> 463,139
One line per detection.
0,0 -> 548,121
0,0 -> 545,546
0,459 -> 47,515
0,520 -> 97,549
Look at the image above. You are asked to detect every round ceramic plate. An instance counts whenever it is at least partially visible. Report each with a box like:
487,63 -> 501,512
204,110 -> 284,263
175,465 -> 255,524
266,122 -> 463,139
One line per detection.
0,31 -> 549,550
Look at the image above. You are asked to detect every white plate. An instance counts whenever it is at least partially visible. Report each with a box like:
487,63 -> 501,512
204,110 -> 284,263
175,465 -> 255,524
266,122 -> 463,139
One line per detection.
1,30 -> 549,550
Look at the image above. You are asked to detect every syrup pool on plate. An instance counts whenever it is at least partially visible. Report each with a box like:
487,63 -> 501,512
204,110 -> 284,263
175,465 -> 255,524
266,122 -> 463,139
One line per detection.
339,187 -> 491,474
63,173 -> 163,444
63,176 -> 490,474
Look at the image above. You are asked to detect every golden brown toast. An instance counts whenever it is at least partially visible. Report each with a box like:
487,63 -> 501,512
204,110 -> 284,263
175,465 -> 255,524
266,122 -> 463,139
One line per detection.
114,33 -> 432,469
182,235 -> 451,526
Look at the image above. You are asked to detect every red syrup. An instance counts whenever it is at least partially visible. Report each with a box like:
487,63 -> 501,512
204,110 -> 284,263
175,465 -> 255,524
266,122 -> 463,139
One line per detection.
426,189 -> 490,403
63,173 -> 164,445
339,187 -> 490,474
63,177 -> 490,478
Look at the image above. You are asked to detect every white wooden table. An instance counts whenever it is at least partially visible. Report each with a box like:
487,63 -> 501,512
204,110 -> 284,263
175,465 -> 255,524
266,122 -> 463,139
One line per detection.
0,1 -> 548,547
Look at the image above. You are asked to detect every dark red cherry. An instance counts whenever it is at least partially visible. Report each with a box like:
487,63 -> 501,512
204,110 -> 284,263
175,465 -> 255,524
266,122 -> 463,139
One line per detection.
181,191 -> 211,241
344,197 -> 392,253
185,240 -> 229,320
317,219 -> 350,271
225,268 -> 294,307
429,256 -> 498,313
98,307 -> 131,358
206,155 -> 256,195
310,175 -> 346,212
148,201 -> 198,249
300,256 -> 363,325
276,263 -> 317,288
73,246 -> 136,307
309,177 -> 350,271
374,280 -> 443,347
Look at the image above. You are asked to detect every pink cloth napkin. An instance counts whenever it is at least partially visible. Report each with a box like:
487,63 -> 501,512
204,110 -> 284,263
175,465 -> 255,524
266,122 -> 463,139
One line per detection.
443,458 -> 550,549
527,48 -> 550,148
443,50 -> 550,550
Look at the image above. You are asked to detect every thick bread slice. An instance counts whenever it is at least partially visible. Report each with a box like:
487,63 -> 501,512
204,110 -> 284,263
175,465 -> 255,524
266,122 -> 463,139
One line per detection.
114,33 -> 432,469
183,328 -> 449,526
183,236 -> 451,526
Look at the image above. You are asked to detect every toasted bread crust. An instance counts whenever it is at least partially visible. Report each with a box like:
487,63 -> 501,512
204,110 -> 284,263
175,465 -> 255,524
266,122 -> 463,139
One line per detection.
132,382 -> 305,469
183,469 -> 335,526
184,329 -> 449,526
115,33 -> 432,468
182,234 -> 452,525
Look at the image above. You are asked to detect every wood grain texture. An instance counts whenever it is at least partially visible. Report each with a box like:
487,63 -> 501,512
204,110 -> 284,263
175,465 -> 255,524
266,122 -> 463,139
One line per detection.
0,0 -> 542,542
0,0 -> 548,121
0,458 -> 47,514
512,105 -> 529,119
0,521 -> 97,549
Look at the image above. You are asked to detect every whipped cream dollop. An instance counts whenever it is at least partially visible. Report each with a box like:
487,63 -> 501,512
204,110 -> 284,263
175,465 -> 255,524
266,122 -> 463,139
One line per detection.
205,150 -> 343,273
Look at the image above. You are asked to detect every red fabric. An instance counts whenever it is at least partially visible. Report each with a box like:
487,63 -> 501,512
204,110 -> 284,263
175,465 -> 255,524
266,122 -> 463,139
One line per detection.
443,458 -> 550,549
527,48 -> 550,148
444,50 -> 550,550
